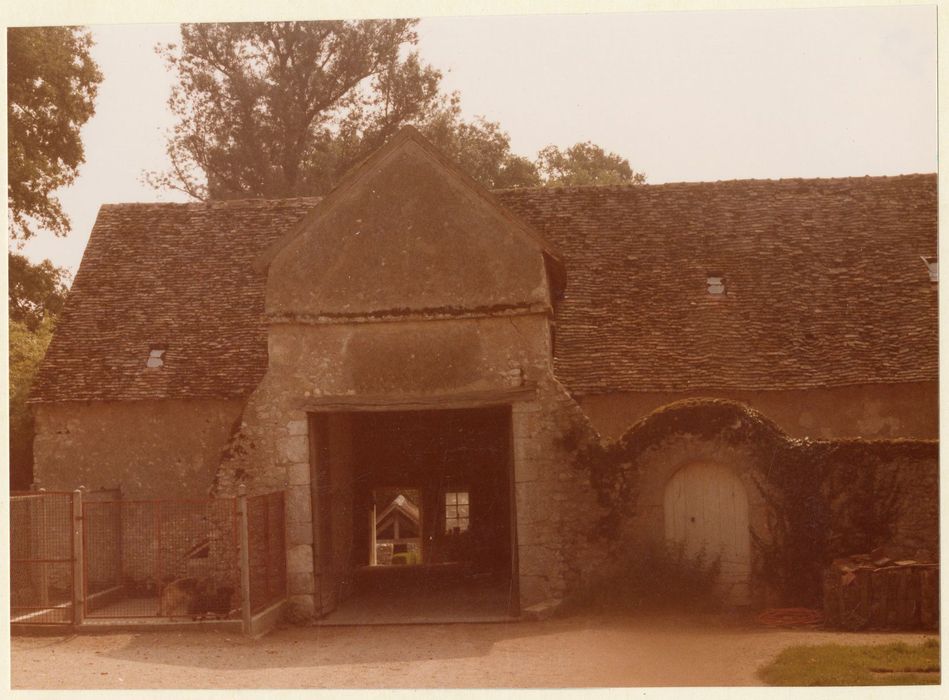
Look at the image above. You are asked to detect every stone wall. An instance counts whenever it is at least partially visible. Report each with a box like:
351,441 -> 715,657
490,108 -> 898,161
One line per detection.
887,452 -> 939,554
213,312 -> 600,619
579,381 -> 938,441
613,433 -> 771,605
32,399 -> 245,499
824,442 -> 939,557
511,377 -> 609,605
600,400 -> 939,607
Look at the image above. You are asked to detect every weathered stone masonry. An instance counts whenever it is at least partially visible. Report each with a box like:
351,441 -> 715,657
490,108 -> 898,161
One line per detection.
27,127 -> 938,621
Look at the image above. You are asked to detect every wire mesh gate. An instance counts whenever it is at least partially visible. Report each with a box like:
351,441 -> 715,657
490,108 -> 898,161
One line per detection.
10,491 -> 78,625
82,498 -> 242,619
10,489 -> 288,630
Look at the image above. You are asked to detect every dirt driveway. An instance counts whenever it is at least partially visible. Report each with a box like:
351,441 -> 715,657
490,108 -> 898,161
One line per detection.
10,614 -> 938,689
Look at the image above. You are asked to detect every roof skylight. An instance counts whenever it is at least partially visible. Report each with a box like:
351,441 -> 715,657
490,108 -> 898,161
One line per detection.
707,274 -> 726,295
146,347 -> 166,368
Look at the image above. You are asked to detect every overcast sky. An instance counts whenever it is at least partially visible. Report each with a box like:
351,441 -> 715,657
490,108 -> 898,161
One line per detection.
12,5 -> 938,276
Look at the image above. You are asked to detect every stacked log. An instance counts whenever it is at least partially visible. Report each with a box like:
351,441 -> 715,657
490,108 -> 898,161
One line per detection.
822,546 -> 938,630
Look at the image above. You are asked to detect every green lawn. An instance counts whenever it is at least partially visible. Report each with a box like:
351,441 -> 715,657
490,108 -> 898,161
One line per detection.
758,639 -> 940,686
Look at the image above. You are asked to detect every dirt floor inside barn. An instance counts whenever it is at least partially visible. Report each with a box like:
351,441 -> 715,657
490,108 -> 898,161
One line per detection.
10,613 -> 939,689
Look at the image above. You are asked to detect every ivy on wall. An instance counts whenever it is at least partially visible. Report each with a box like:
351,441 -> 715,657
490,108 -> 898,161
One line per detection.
561,398 -> 937,606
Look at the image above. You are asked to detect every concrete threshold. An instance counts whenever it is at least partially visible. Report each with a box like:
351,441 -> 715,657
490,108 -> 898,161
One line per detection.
315,613 -> 519,627
78,618 -> 243,634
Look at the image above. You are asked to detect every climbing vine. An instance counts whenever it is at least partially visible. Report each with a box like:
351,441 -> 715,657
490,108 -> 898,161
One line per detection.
560,398 -> 933,606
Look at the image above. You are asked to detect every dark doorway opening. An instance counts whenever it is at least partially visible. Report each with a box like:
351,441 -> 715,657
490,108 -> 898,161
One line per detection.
310,405 -> 517,624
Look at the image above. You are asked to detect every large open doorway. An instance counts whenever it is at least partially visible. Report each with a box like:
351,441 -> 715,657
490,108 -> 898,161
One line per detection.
309,405 -> 517,624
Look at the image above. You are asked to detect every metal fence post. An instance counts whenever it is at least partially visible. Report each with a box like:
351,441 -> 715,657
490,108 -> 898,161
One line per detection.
114,488 -> 123,593
35,486 -> 49,607
238,485 -> 252,634
72,489 -> 84,626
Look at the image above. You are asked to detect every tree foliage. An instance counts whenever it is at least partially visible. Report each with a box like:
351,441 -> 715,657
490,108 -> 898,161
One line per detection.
7,25 -> 102,240
422,105 -> 540,189
8,252 -> 70,330
7,254 -> 68,488
148,20 -> 538,199
149,20 -> 644,199
537,141 -> 646,187
9,317 -> 56,489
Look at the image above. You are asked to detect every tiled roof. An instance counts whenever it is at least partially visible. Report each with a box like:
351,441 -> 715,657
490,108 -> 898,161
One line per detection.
31,174 -> 936,402
497,174 -> 937,393
31,198 -> 319,402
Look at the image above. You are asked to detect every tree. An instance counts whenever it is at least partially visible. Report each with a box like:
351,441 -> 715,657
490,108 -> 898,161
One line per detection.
537,141 -> 646,187
9,316 -> 56,489
8,26 -> 98,487
7,254 -> 68,489
148,20 -> 540,199
7,25 -> 103,240
421,104 -> 540,189
8,252 -> 69,331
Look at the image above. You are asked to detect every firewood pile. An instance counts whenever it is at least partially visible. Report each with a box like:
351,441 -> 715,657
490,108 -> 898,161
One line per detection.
822,545 -> 938,630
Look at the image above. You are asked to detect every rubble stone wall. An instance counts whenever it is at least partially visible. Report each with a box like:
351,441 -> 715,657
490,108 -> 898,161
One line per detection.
213,312 -> 608,618
580,382 -> 939,441
33,399 -> 244,499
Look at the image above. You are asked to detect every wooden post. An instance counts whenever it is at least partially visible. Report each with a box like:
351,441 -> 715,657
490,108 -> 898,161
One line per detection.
114,489 -> 124,592
369,504 -> 377,566
507,406 -> 520,618
238,485 -> 252,634
72,489 -> 84,626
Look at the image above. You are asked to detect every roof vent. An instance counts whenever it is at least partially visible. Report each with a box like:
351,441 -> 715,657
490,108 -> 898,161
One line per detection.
921,256 -> 937,282
707,274 -> 726,296
146,346 -> 166,368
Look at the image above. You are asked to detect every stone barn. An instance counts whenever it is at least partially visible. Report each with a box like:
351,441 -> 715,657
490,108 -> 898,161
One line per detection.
29,126 -> 938,620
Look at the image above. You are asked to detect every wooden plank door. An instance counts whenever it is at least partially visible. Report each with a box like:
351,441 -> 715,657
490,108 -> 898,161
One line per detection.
663,462 -> 751,605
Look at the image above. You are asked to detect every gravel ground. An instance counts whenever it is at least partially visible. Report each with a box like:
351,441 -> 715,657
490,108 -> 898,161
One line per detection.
10,613 -> 939,689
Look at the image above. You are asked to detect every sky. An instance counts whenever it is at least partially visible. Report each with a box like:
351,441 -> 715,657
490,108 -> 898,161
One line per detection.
11,4 -> 938,277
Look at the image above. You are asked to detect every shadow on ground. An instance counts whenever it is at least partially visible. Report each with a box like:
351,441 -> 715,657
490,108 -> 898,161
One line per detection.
13,611 -> 939,689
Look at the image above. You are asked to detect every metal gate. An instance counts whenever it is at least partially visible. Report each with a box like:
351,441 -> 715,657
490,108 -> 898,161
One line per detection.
10,491 -> 78,625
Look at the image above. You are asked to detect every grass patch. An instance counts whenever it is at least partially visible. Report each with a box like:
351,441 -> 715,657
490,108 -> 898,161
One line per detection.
759,639 -> 940,686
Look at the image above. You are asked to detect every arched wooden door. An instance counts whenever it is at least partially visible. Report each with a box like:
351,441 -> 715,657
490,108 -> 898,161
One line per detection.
663,462 -> 751,605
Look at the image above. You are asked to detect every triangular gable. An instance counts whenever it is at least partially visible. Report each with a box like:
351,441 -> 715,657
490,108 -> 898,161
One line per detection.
256,125 -> 564,284
261,125 -> 565,319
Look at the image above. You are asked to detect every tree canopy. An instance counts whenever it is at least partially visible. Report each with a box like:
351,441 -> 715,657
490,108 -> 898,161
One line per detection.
9,316 -> 56,489
8,252 -> 70,331
149,20 -> 541,199
537,142 -> 646,187
7,253 -> 70,490
150,20 -> 644,199
8,25 -> 103,240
